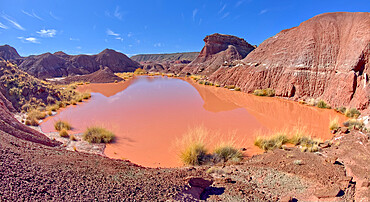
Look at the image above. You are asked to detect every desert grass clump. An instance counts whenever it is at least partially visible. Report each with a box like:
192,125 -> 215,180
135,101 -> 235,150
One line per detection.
254,131 -> 289,151
82,92 -> 91,99
27,109 -> 46,120
290,133 -> 322,148
177,126 -> 208,166
214,144 -> 243,162
234,87 -> 241,91
70,134 -> 77,141
329,117 -> 339,130
344,108 -> 361,118
83,126 -> 115,143
134,68 -> 147,75
59,129 -> 69,138
253,88 -> 275,97
54,120 -> 71,131
343,119 -> 364,130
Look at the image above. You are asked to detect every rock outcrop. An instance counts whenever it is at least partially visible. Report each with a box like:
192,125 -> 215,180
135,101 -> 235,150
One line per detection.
131,52 -> 198,63
5,47 -> 141,79
181,33 -> 255,75
208,12 -> 370,111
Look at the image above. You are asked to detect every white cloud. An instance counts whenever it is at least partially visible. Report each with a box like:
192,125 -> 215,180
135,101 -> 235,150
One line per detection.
154,43 -> 162,47
76,46 -> 82,49
127,32 -> 133,37
0,22 -> 8,29
18,37 -> 40,43
114,6 -> 123,20
22,10 -> 43,20
106,29 -> 120,36
2,15 -> 25,30
37,29 -> 56,37
259,9 -> 268,15
192,9 -> 198,21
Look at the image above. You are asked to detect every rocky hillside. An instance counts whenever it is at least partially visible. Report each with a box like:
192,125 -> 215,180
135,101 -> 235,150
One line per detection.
181,33 -> 255,75
0,45 -> 141,79
56,67 -> 124,84
131,52 -> 199,63
208,12 -> 370,111
0,45 -> 21,60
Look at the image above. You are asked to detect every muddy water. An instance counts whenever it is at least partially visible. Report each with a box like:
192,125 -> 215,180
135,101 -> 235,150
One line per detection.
41,76 -> 346,168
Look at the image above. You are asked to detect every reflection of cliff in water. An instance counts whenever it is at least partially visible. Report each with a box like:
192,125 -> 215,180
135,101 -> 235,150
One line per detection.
189,79 -> 346,139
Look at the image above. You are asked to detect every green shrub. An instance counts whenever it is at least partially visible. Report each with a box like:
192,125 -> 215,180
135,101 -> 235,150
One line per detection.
214,145 -> 243,162
54,120 -> 72,131
83,126 -> 115,143
180,142 -> 208,166
335,106 -> 346,114
234,87 -> 241,91
344,108 -> 361,118
316,100 -> 328,109
253,88 -> 275,97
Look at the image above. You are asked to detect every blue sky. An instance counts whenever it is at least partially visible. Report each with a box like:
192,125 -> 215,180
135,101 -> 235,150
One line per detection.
0,0 -> 368,57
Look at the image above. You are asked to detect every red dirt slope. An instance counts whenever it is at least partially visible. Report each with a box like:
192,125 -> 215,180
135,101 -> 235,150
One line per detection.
209,12 -> 370,111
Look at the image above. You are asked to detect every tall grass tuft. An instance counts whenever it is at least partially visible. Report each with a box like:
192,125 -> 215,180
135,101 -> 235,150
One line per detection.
83,126 -> 115,143
177,126 -> 208,166
253,88 -> 275,97
254,131 -> 289,151
214,144 -> 243,162
54,120 -> 72,131
344,108 -> 361,118
329,117 -> 339,130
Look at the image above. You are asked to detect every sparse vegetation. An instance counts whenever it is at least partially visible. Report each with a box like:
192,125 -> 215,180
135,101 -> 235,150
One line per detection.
329,117 -> 339,130
177,126 -> 244,166
344,108 -> 361,118
234,87 -> 241,91
134,68 -> 147,75
253,88 -> 275,97
214,144 -> 243,162
316,100 -> 328,109
335,106 -> 347,114
54,120 -> 72,131
70,134 -> 77,141
82,126 -> 115,143
59,129 -> 69,138
254,128 -> 322,152
343,119 -> 364,130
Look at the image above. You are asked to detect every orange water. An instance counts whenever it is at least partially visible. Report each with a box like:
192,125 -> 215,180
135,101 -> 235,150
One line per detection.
41,76 -> 345,167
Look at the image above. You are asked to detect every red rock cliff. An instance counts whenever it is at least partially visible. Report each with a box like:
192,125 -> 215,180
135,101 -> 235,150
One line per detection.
209,12 -> 370,112
181,33 -> 255,75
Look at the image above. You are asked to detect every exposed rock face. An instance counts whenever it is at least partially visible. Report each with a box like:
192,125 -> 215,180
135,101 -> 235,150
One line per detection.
131,52 -> 199,63
14,48 -> 140,79
181,33 -> 255,75
209,12 -> 370,111
0,45 -> 21,60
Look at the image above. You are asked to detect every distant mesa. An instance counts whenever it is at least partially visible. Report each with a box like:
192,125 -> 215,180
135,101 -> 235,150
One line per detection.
181,33 -> 256,76
0,46 -> 141,79
131,52 -> 199,63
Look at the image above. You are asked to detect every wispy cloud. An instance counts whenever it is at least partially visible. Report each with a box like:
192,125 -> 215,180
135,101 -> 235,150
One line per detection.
235,0 -> 245,8
218,4 -> 227,14
127,32 -> 133,37
49,11 -> 61,20
221,12 -> 230,19
192,8 -> 198,21
259,9 -> 268,15
18,36 -> 40,43
2,15 -> 25,30
69,37 -> 80,41
22,10 -> 43,20
0,22 -> 8,29
37,29 -> 56,37
154,43 -> 162,47
114,6 -> 123,20
115,37 -> 123,42
106,29 -> 120,36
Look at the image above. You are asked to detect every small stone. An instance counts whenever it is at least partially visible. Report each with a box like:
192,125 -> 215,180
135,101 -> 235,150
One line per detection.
187,177 -> 213,188
340,127 -> 349,134
314,186 -> 341,198
361,181 -> 370,187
